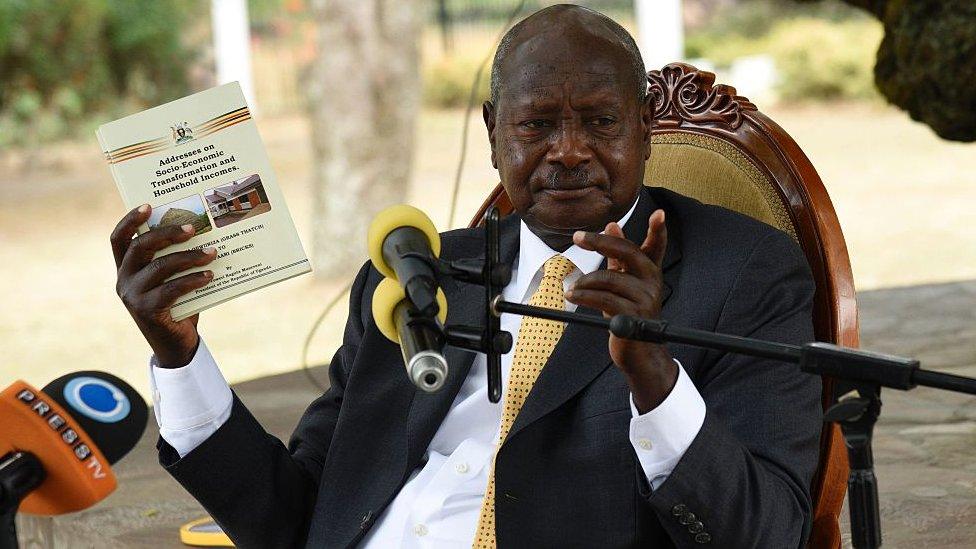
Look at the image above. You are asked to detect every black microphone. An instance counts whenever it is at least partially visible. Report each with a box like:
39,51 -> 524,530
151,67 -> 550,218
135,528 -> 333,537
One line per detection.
372,277 -> 449,392
41,371 -> 148,465
367,204 -> 443,319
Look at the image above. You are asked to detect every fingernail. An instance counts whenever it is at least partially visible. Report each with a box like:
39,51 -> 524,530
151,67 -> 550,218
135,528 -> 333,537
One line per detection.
203,247 -> 216,255
138,204 -> 150,214
564,289 -> 574,299
181,224 -> 193,233
573,230 -> 585,241
202,270 -> 213,278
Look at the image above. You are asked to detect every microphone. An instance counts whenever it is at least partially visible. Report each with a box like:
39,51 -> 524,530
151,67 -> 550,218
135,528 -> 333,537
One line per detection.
0,371 -> 147,517
367,204 -> 443,318
372,277 -> 449,392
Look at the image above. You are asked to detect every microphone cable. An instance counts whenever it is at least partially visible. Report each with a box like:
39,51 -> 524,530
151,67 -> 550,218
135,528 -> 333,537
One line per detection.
301,0 -> 528,392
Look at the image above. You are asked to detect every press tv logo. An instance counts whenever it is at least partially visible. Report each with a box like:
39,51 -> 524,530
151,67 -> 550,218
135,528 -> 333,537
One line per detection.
13,376 -> 132,479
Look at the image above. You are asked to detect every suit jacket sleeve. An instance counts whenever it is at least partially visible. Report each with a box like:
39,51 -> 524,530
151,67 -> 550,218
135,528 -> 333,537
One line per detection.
642,229 -> 823,548
156,261 -> 372,548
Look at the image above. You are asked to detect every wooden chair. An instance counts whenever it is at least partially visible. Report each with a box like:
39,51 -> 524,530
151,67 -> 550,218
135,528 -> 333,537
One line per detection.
470,63 -> 854,549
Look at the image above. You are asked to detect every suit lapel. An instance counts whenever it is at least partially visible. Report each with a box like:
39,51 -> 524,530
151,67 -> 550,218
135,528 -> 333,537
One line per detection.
508,186 -> 681,440
404,213 -> 521,466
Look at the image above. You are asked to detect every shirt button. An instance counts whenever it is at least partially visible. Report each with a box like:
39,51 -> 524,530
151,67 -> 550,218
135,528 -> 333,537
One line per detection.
636,438 -> 652,450
413,523 -> 428,537
455,462 -> 470,474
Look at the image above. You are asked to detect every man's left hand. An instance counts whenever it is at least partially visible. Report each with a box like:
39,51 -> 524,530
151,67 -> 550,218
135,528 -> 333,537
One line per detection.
566,209 -> 678,413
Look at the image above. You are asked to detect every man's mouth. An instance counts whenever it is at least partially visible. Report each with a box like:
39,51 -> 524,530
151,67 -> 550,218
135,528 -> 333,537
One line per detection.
540,186 -> 600,200
539,169 -> 602,199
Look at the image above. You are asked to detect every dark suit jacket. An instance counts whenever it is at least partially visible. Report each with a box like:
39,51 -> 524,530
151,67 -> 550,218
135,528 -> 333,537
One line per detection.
159,186 -> 823,548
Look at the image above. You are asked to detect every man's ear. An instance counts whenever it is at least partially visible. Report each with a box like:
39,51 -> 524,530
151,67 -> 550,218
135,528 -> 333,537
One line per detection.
640,90 -> 654,161
483,101 -> 498,169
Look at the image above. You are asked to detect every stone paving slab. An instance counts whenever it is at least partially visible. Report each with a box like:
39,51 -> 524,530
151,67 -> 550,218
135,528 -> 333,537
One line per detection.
16,280 -> 976,548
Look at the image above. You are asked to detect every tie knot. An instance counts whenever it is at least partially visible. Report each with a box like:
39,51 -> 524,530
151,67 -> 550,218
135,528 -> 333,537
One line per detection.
542,254 -> 576,283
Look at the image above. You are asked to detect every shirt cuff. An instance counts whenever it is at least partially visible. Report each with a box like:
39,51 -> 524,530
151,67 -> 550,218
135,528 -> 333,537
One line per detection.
628,359 -> 706,490
148,338 -> 233,458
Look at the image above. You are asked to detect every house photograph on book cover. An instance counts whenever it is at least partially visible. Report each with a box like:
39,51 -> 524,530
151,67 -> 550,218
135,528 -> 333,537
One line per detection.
148,194 -> 213,235
204,173 -> 272,228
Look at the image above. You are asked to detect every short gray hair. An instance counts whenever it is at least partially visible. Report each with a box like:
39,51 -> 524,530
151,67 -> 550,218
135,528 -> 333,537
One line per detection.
489,6 -> 647,105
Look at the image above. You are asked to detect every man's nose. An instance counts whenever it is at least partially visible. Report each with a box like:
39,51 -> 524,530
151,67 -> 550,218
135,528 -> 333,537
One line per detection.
546,122 -> 592,169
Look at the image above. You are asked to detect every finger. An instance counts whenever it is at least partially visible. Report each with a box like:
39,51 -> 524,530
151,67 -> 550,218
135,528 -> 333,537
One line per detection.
572,230 -> 654,278
564,288 -> 636,316
118,223 -> 196,278
571,269 -> 654,304
640,209 -> 668,267
604,222 -> 625,272
110,204 -> 151,268
143,270 -> 214,311
129,248 -> 218,293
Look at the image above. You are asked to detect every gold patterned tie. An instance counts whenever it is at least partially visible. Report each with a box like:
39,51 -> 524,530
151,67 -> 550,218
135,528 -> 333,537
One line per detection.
473,254 -> 577,548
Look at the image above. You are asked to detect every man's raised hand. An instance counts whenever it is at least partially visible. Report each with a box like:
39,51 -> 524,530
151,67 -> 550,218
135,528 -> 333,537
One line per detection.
566,209 -> 677,413
111,204 -> 217,368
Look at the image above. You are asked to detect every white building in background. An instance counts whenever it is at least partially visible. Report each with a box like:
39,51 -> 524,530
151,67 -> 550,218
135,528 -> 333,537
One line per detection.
633,0 -> 776,104
635,0 -> 684,72
211,0 -> 257,112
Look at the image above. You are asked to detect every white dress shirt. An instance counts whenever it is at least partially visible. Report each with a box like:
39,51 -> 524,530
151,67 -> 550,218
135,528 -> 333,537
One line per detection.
149,198 -> 707,548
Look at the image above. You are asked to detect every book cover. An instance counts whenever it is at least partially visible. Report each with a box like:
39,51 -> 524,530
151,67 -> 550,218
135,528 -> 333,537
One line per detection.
96,82 -> 311,321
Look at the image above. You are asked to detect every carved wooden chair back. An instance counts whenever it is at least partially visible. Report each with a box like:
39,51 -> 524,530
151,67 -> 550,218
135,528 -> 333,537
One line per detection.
470,63 -> 855,549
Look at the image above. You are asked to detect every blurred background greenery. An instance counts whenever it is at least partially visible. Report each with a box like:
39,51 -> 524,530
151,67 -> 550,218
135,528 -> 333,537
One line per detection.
0,0 -> 205,147
0,0 -> 887,144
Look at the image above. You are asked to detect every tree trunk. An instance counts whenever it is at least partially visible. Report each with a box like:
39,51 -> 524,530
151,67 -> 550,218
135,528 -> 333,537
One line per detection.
307,0 -> 421,278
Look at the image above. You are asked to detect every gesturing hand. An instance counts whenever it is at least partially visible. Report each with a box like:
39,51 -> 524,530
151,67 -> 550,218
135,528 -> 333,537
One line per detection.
566,209 -> 678,413
111,204 -> 217,368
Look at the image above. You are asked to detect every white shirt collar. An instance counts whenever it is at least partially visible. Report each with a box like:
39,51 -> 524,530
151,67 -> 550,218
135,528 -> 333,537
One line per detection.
512,194 -> 640,302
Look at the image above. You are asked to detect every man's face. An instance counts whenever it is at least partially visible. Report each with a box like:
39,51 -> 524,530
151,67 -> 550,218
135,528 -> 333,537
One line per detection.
485,30 -> 652,244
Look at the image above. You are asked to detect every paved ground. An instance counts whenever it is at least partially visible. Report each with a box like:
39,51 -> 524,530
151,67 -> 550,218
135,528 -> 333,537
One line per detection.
16,280 -> 976,548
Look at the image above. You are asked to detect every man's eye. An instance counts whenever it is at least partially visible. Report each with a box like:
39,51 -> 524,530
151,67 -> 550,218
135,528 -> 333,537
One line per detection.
589,116 -> 616,127
520,119 -> 551,129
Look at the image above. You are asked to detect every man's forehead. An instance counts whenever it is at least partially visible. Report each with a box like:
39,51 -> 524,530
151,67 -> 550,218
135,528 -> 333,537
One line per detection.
496,22 -> 635,101
498,60 -> 628,106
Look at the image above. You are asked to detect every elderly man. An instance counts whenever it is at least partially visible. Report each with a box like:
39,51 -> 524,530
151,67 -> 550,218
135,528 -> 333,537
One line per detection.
110,5 -> 821,548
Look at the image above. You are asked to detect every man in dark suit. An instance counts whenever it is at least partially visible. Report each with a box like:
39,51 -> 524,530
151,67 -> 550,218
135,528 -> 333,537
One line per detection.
110,5 -> 822,548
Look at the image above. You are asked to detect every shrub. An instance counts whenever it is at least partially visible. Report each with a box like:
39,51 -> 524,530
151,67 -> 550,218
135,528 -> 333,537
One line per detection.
422,54 -> 491,109
0,0 -> 204,147
685,2 -> 883,103
770,18 -> 882,101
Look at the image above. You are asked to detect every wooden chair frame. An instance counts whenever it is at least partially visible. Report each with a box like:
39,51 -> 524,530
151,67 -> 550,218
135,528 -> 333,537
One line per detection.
471,63 -> 855,549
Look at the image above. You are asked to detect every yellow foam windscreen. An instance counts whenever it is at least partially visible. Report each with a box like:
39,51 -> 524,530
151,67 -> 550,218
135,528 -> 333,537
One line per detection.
371,278 -> 447,343
367,204 -> 441,280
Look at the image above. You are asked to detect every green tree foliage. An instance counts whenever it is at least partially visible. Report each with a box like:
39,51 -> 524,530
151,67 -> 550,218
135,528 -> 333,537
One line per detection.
0,0 -> 204,146
869,0 -> 976,142
799,0 -> 976,141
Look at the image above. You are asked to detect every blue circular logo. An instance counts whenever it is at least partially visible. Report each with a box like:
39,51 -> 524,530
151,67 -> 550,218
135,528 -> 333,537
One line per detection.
63,377 -> 130,423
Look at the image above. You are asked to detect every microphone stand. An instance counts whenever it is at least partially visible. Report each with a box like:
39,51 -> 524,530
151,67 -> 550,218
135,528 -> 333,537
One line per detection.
0,452 -> 45,549
433,207 -> 513,403
439,206 -> 976,549
491,299 -> 976,549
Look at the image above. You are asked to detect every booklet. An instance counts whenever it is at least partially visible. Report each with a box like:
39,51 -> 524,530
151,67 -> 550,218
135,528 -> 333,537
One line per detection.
96,82 -> 311,321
